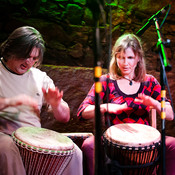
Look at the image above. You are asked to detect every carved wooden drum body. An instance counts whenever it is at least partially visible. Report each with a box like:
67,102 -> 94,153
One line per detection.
103,123 -> 161,175
12,127 -> 74,175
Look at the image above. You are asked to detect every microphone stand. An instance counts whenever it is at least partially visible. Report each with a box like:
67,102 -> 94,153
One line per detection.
153,17 -> 170,175
93,17 -> 103,175
86,1 -> 104,174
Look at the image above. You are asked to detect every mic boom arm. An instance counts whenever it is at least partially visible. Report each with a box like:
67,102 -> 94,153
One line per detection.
136,4 -> 170,37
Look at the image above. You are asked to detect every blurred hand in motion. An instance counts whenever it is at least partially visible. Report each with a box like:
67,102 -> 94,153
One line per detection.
134,93 -> 154,107
0,94 -> 40,117
42,87 -> 63,108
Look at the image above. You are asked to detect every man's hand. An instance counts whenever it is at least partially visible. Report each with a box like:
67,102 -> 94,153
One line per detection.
42,87 -> 63,108
2,94 -> 40,117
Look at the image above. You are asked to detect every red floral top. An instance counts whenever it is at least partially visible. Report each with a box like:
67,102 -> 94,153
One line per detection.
77,74 -> 169,126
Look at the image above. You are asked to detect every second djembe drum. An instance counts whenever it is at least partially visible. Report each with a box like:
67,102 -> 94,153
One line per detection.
103,123 -> 161,175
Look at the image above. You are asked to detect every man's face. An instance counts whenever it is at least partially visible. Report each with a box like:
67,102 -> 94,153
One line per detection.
6,47 -> 40,75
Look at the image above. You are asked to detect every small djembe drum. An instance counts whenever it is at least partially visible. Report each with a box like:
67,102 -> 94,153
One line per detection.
62,132 -> 93,148
12,127 -> 74,175
103,123 -> 161,175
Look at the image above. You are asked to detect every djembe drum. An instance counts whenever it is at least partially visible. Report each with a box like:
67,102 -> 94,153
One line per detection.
103,123 -> 161,175
12,127 -> 74,175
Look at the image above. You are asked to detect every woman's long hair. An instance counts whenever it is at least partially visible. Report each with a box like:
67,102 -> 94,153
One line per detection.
109,33 -> 146,82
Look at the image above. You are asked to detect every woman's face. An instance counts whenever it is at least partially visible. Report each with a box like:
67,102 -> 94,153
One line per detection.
6,47 -> 39,75
116,47 -> 139,78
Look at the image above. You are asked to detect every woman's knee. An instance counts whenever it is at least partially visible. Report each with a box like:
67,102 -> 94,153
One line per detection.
81,136 -> 94,153
166,136 -> 175,153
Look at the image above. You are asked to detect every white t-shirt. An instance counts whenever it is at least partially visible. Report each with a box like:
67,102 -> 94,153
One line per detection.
0,61 -> 55,135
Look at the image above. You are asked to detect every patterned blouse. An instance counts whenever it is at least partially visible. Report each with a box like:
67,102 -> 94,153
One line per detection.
77,74 -> 168,126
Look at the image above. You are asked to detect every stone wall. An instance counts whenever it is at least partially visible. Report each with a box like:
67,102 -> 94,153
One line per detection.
0,0 -> 175,68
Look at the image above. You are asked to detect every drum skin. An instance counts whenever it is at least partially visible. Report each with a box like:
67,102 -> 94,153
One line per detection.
103,123 -> 161,175
12,127 -> 74,175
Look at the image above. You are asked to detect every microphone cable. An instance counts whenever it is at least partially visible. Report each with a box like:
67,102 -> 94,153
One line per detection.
160,4 -> 171,29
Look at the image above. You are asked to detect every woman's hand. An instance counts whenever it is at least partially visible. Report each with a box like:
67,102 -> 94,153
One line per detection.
100,103 -> 128,114
82,103 -> 128,120
134,93 -> 155,107
134,93 -> 174,121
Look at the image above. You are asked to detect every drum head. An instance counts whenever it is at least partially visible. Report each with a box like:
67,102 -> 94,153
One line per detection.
13,127 -> 74,151
104,123 -> 160,147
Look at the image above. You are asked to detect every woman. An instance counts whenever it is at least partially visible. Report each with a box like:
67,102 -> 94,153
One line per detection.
77,33 -> 175,175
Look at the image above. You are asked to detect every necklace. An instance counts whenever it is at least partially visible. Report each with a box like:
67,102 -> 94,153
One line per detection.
0,57 -> 21,75
123,77 -> 133,86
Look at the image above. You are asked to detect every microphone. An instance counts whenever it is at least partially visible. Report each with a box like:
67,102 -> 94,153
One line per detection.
136,4 -> 170,36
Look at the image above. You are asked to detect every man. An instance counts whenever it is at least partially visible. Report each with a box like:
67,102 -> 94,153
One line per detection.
0,26 -> 82,175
